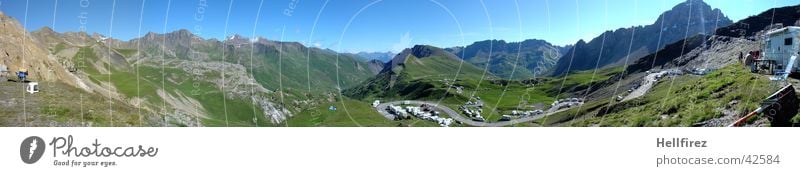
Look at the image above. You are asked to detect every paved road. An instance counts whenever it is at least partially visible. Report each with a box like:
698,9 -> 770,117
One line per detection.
622,71 -> 666,102
376,100 -> 573,127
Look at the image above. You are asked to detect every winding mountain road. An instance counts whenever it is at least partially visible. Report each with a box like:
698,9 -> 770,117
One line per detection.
376,100 -> 574,127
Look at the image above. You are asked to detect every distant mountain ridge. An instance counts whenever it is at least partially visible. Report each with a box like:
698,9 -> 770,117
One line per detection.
449,39 -> 569,79
105,29 -> 378,93
351,51 -> 395,62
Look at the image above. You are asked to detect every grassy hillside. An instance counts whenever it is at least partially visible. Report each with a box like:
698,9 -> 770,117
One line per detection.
21,82 -> 146,127
242,44 -> 376,94
287,98 -> 442,127
343,54 -> 486,100
566,64 -> 776,126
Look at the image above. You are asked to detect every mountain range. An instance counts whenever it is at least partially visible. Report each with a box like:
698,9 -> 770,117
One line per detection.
9,18 -> 380,126
1,0 -> 798,127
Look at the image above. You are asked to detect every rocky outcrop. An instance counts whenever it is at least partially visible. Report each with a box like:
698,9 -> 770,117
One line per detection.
382,45 -> 461,74
0,12 -> 76,86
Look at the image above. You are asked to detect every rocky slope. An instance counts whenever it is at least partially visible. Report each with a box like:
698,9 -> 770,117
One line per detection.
0,12 -> 76,86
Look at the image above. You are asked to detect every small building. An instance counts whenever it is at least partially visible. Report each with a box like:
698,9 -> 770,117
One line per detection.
764,27 -> 800,62
26,82 -> 39,94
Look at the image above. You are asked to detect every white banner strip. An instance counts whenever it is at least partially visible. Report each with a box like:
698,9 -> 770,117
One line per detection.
1,128 -> 796,175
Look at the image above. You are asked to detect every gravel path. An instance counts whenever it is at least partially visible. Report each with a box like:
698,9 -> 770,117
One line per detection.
622,71 -> 666,102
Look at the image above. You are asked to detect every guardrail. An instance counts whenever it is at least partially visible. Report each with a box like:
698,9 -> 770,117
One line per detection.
728,85 -> 797,127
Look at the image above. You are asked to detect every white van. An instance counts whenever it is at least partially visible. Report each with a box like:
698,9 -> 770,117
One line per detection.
762,26 -> 800,74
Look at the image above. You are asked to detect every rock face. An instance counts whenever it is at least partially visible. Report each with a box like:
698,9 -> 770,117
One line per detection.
551,0 -> 732,76
449,39 -> 566,79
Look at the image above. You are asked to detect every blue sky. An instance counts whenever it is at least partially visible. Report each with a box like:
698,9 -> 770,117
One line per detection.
1,0 -> 797,53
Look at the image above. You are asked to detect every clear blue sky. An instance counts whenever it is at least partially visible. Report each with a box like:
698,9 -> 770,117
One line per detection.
1,0 -> 797,53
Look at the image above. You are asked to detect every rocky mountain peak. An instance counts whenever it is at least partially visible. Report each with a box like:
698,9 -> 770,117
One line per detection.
409,45 -> 437,58
575,39 -> 587,46
655,0 -> 731,32
37,26 -> 56,34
